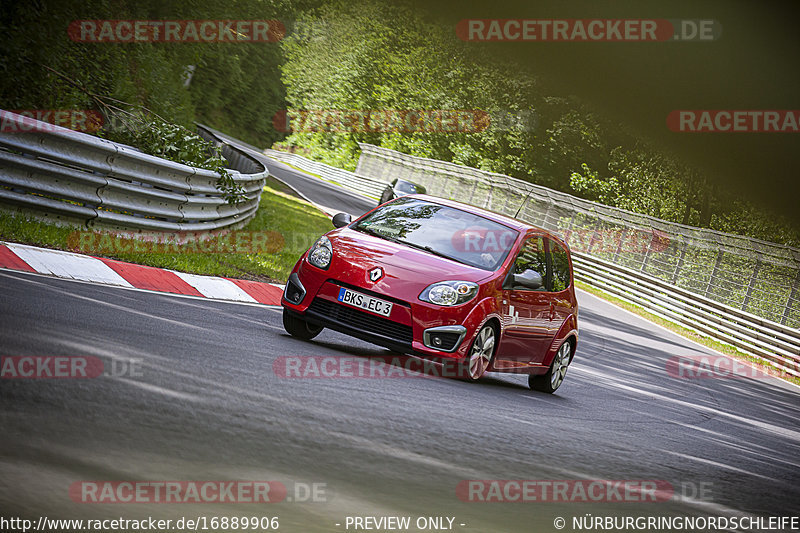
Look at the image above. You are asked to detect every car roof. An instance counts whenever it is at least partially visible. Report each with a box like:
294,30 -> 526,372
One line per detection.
403,194 -> 567,245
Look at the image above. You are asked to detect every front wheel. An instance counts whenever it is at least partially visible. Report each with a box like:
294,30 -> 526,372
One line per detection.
530,341 -> 572,393
282,308 -> 323,340
464,323 -> 496,381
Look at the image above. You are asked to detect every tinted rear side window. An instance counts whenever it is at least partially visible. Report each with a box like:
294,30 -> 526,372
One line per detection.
514,237 -> 547,277
548,238 -> 571,292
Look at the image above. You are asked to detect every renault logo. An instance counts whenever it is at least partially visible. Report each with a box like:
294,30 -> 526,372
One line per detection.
368,267 -> 384,282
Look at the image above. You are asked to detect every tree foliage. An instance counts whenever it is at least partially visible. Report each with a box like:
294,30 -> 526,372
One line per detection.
0,0 -> 796,244
278,0 -> 798,245
0,0 -> 289,147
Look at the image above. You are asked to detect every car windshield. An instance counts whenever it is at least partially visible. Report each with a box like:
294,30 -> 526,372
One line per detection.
353,197 -> 519,271
395,181 -> 420,194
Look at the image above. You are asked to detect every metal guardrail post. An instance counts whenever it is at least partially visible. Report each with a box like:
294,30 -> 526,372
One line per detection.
704,249 -> 724,299
742,254 -> 763,312
671,240 -> 688,284
782,270 -> 800,326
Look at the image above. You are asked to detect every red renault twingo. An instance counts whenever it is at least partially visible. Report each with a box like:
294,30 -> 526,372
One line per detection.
281,195 -> 578,393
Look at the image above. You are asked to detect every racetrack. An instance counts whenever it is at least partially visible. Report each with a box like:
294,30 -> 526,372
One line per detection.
1,269 -> 798,531
202,126 -> 376,218
1,136 -> 799,532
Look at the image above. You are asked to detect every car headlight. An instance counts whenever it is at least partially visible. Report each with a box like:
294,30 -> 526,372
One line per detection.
307,236 -> 333,269
419,281 -> 479,306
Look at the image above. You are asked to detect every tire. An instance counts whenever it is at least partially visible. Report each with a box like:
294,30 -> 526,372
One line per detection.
282,308 -> 323,341
530,340 -> 572,393
464,323 -> 497,381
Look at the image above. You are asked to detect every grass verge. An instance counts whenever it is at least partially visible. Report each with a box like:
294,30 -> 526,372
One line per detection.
576,280 -> 800,387
0,177 -> 332,283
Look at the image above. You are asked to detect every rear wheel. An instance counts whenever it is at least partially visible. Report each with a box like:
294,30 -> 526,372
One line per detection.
282,308 -> 323,341
464,323 -> 496,381
530,341 -> 572,393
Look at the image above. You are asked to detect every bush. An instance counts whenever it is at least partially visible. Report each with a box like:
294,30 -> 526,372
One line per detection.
99,109 -> 245,203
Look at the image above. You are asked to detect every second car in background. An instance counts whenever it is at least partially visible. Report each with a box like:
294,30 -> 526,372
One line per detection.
379,178 -> 427,205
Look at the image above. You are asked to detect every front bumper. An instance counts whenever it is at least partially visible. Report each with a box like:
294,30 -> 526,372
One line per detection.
282,264 -> 478,359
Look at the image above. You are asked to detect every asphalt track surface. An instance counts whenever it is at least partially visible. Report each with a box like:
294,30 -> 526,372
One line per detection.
1,137 -> 799,532
203,126 -> 377,218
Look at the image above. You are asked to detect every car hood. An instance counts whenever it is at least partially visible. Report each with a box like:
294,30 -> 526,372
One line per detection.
328,228 -> 496,298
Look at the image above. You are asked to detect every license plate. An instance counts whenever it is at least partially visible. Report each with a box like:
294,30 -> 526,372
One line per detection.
337,287 -> 393,317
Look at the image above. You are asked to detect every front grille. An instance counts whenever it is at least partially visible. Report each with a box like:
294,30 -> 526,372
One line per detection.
308,297 -> 413,346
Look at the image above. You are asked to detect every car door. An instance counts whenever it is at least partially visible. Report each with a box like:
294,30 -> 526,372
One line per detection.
528,237 -> 574,365
495,236 -> 552,369
546,237 -> 574,328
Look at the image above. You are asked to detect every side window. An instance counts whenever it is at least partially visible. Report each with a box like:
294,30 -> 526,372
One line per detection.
512,237 -> 547,291
548,238 -> 571,292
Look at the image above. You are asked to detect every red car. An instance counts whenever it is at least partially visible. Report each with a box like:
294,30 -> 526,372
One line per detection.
281,195 -> 578,393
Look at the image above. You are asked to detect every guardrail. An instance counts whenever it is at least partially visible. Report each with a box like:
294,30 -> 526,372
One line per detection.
264,149 -> 386,199
265,146 -> 800,377
573,252 -> 799,377
0,110 -> 268,232
196,124 -> 265,176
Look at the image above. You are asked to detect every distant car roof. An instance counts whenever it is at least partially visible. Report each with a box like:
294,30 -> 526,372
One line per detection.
395,179 -> 424,188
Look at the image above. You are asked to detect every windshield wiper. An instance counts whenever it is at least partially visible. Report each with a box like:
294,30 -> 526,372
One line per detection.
399,241 -> 470,266
354,226 -> 402,243
355,227 -> 472,267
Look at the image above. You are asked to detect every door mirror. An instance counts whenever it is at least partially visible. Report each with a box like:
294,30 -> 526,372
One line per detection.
332,212 -> 352,228
512,269 -> 543,290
